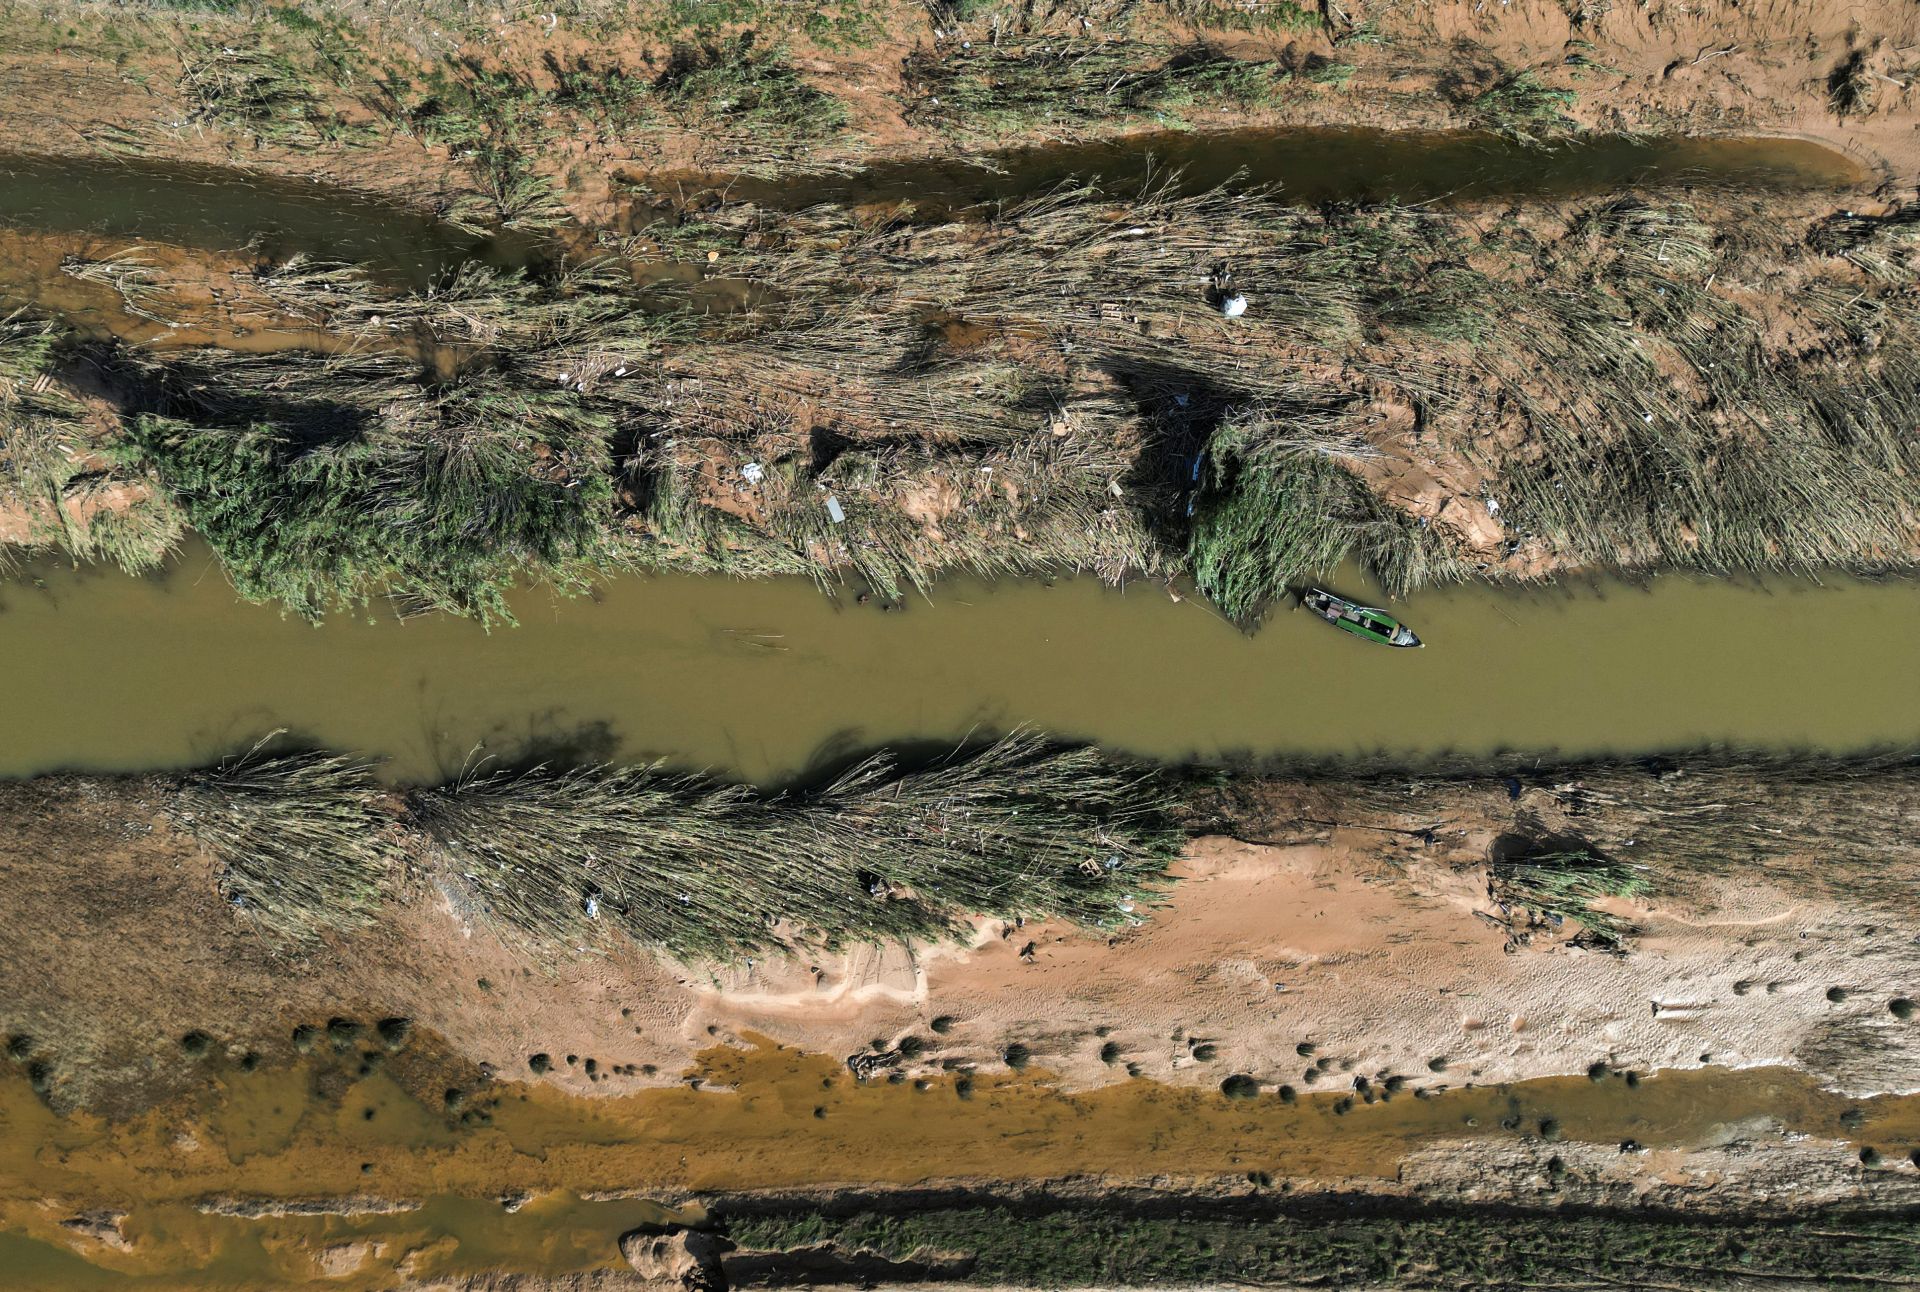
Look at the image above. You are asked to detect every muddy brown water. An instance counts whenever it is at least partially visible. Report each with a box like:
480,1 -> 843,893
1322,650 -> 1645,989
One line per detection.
0,542 -> 1915,783
1,1038 -> 1916,1288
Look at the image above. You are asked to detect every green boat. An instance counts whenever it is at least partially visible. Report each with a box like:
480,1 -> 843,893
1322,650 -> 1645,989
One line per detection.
1300,587 -> 1423,648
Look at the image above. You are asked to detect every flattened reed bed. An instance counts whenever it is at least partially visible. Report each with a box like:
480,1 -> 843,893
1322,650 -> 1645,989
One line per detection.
1199,750 -> 1920,911
410,733 -> 1183,960
11,184 -> 1920,620
145,735 -> 1179,958
166,746 -> 399,941
138,742 -> 1919,970
902,39 -> 1292,140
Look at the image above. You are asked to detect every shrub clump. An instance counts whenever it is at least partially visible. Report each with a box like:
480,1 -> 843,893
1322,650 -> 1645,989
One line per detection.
126,375 -> 612,623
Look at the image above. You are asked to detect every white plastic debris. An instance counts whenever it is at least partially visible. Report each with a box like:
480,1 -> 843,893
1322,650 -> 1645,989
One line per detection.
825,495 -> 846,524
740,461 -> 765,485
584,896 -> 600,919
1220,292 -> 1249,319
1485,496 -> 1501,517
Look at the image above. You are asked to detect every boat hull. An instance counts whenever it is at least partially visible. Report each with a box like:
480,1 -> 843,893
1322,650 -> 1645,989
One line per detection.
1300,588 -> 1423,648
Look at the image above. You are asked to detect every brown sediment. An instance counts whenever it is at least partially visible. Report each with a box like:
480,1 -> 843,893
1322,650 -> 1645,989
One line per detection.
2,1037 -> 1918,1288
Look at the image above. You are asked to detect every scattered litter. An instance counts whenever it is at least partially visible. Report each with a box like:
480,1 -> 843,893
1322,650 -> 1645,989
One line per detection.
584,895 -> 600,919
1220,292 -> 1249,319
824,495 -> 846,524
1103,855 -> 1123,870
740,461 -> 765,485
1484,496 -> 1501,517
706,250 -> 720,263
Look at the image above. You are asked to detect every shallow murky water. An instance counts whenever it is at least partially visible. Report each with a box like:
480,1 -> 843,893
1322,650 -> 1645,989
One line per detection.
0,1039 -> 1915,1288
0,152 -> 503,282
678,129 -> 1868,215
0,544 -> 1913,782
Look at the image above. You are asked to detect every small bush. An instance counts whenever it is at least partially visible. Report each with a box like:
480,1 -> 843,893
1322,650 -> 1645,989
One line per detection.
659,37 -> 847,141
1467,70 -> 1578,139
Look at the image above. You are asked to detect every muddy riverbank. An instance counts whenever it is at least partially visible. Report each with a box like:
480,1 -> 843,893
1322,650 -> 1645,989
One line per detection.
10,177 -> 1920,620
1,0 -> 1914,225
6,751 -> 1915,1117
3,1035 -> 1919,1288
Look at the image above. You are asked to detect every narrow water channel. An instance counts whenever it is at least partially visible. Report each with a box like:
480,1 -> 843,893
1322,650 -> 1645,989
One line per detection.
0,152 -> 501,281
706,129 -> 1869,214
2,130 -> 1865,286
1,545 -> 1913,782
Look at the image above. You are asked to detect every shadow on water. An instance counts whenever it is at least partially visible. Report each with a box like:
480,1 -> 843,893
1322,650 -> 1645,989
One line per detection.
649,128 -> 1870,217
0,152 -> 533,283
